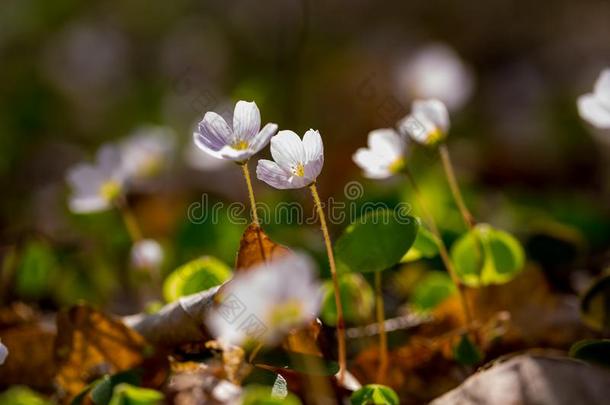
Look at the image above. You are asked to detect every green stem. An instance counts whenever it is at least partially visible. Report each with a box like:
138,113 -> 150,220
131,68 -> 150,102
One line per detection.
375,271 -> 388,382
240,161 -> 260,225
439,144 -> 475,229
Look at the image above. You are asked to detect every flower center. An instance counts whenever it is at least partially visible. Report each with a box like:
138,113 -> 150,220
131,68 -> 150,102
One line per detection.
425,127 -> 444,145
269,300 -> 303,327
292,163 -> 305,177
388,157 -> 405,174
99,180 -> 121,201
232,140 -> 249,150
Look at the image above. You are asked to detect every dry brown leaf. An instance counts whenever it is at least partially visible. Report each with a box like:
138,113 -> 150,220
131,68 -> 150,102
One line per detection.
0,320 -> 57,389
54,304 -> 149,398
234,223 -> 290,271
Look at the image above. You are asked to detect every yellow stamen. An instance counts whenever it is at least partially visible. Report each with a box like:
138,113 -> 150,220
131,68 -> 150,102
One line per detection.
293,163 -> 305,177
426,128 -> 445,145
269,300 -> 303,327
388,158 -> 406,174
99,180 -> 121,201
232,140 -> 249,150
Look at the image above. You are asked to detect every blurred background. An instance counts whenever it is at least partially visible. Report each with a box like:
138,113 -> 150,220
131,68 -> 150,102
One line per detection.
1,0 -> 610,314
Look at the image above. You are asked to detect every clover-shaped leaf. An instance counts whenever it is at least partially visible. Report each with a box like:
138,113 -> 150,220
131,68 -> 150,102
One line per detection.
401,224 -> 439,263
451,224 -> 525,287
351,384 -> 399,405
163,256 -> 231,302
321,273 -> 374,326
335,210 -> 418,273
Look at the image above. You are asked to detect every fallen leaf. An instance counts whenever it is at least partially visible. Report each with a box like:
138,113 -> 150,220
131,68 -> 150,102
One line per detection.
54,304 -> 150,398
234,223 -> 290,271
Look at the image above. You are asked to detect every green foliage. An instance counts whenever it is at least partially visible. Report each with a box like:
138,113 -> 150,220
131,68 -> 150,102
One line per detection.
569,339 -> 610,368
350,384 -> 399,405
89,372 -> 140,405
335,209 -> 418,273
580,274 -> 610,331
411,271 -> 456,312
321,273 -> 374,326
401,224 -> 439,262
0,386 -> 54,405
453,333 -> 483,366
108,384 -> 163,405
451,224 -> 525,287
163,256 -> 232,302
242,385 -> 302,405
16,240 -> 59,299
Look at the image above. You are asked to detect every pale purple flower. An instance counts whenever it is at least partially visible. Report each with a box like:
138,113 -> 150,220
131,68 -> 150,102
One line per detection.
0,339 -> 7,365
130,239 -> 164,270
395,43 -> 474,111
353,129 -> 407,179
120,126 -> 175,180
578,68 -> 610,129
256,130 -> 324,189
206,253 -> 323,346
66,145 -> 125,213
193,100 -> 278,162
398,99 -> 450,146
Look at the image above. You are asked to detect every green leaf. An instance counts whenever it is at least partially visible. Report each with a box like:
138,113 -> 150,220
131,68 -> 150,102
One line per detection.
411,271 -> 456,312
350,384 -> 399,405
90,371 -> 140,405
321,273 -> 374,326
451,224 -> 525,287
163,256 -> 232,302
401,224 -> 439,262
453,333 -> 483,366
569,339 -> 610,368
335,210 -> 418,273
16,240 -> 59,298
242,385 -> 302,405
580,274 -> 610,331
0,386 -> 54,405
108,384 -> 163,405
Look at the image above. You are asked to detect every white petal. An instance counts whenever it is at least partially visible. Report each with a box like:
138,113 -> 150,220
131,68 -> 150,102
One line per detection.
302,158 -> 323,183
353,148 -> 393,179
193,131 -> 226,159
578,94 -> 610,129
67,164 -> 103,194
594,69 -> 610,109
270,130 -> 306,172
0,340 -> 7,365
233,101 -> 261,141
302,129 -> 324,163
412,99 -> 450,134
256,159 -> 293,189
219,146 -> 254,162
368,129 -> 404,161
69,195 -> 111,213
249,123 -> 278,155
197,111 -> 233,150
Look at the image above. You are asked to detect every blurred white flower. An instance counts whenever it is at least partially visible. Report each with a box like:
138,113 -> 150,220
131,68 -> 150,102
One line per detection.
206,253 -> 323,346
0,339 -> 7,365
193,100 -> 278,162
578,68 -> 610,129
398,99 -> 450,146
353,129 -> 406,179
130,239 -> 164,270
256,130 -> 324,189
66,145 -> 125,213
121,126 -> 175,180
396,43 -> 474,111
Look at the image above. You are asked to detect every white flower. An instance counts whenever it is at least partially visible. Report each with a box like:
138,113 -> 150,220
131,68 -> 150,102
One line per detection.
398,99 -> 450,146
193,100 -> 278,162
206,253 -> 323,346
121,126 -> 175,180
256,129 -> 324,189
578,68 -> 610,129
66,145 -> 125,213
0,339 -> 7,365
395,43 -> 474,111
353,129 -> 407,179
130,239 -> 164,270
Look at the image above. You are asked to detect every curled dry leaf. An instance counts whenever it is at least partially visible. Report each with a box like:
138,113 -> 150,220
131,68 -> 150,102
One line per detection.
54,304 -> 150,398
234,223 -> 290,271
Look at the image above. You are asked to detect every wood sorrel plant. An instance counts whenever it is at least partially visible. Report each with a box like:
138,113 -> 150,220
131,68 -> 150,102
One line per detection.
256,129 -> 348,383
193,100 -> 279,225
